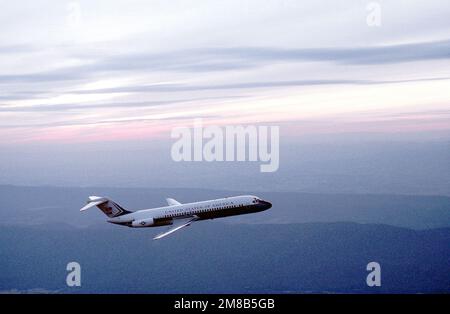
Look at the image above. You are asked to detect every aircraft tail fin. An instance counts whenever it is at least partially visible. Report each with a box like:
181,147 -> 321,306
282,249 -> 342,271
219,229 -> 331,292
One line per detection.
80,196 -> 132,218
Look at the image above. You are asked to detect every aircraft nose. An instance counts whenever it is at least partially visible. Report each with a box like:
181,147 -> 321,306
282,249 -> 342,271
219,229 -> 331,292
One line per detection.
259,200 -> 272,209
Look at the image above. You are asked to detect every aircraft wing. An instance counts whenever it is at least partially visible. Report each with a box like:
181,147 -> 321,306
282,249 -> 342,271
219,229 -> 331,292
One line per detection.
166,198 -> 181,206
153,216 -> 198,240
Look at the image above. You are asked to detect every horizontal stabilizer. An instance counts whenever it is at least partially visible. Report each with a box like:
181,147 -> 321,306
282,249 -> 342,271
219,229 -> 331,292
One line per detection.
80,196 -> 107,211
80,196 -> 132,217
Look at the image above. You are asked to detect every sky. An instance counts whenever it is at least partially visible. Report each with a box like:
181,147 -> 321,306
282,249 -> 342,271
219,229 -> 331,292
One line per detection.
0,1 -> 450,192
1,0 -> 450,144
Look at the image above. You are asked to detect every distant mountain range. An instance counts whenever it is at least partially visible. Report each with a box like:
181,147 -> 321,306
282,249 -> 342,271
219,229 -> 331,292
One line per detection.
1,185 -> 449,229
1,185 -> 449,293
0,222 -> 449,293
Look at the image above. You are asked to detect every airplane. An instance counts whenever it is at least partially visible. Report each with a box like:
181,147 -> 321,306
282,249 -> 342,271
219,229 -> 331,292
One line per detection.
80,195 -> 272,240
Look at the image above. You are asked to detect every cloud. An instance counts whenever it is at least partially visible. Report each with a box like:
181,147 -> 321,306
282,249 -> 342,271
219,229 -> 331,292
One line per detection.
0,44 -> 36,54
206,39 -> 450,65
0,96 -> 245,112
1,39 -> 450,85
70,77 -> 450,95
0,113 -> 221,129
0,71 -> 83,83
1,2 -> 449,143
373,109 -> 450,119
76,39 -> 450,75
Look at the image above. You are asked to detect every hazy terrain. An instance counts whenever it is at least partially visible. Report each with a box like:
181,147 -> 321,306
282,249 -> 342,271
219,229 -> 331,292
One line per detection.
1,185 -> 450,229
1,139 -> 449,196
0,185 -> 449,293
1,222 -> 449,293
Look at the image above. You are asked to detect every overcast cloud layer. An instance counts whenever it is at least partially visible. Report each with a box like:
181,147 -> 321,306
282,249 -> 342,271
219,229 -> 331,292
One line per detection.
1,0 -> 450,143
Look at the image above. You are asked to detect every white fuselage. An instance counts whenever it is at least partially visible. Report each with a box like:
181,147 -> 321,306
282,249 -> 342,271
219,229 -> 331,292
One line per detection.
107,195 -> 272,228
